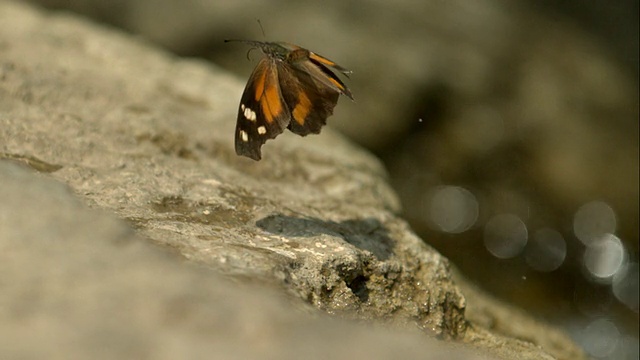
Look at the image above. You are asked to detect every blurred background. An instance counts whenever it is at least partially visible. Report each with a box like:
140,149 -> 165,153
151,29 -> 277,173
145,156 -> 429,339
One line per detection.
23,0 -> 638,358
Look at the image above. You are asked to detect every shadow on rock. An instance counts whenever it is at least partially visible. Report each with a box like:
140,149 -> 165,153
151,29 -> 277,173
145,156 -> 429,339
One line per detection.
256,214 -> 395,260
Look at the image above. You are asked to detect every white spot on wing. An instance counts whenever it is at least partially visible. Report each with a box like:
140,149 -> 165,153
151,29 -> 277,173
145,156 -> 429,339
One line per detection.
242,104 -> 257,122
257,126 -> 267,135
240,130 -> 249,142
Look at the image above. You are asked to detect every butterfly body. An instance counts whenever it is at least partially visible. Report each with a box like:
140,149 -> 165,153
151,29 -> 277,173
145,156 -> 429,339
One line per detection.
226,40 -> 353,160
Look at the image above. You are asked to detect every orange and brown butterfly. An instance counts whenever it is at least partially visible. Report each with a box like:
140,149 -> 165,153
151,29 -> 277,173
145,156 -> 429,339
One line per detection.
224,40 -> 353,160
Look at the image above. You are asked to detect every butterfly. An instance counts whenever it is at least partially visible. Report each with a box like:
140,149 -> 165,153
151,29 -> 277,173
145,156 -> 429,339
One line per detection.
225,40 -> 353,160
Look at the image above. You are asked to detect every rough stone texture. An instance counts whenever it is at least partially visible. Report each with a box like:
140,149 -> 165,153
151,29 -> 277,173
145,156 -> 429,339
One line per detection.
0,161 -> 491,360
0,2 -> 585,359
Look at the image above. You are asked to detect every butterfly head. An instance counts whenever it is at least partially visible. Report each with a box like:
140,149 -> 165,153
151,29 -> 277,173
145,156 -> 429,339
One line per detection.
224,39 -> 291,61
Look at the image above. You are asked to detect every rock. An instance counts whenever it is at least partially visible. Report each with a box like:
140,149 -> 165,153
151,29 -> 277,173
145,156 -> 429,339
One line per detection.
0,1 -> 585,359
0,161 -> 487,360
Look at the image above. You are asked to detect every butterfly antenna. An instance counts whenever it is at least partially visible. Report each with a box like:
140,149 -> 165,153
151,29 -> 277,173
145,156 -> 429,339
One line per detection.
256,19 -> 266,39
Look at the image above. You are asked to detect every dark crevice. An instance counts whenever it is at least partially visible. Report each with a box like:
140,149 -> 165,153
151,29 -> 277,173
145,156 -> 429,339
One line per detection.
346,275 -> 369,303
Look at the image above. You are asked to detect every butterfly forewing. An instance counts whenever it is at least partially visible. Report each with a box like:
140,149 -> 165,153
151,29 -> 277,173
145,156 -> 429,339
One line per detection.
298,55 -> 353,101
234,58 -> 291,160
309,52 -> 352,77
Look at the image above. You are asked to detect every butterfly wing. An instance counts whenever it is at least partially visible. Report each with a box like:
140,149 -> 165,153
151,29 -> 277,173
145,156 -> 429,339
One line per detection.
279,49 -> 353,136
275,63 -> 337,135
234,58 -> 292,160
308,51 -> 354,91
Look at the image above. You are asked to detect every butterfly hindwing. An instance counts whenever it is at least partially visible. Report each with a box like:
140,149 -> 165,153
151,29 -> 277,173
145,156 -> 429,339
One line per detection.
279,48 -> 354,136
275,61 -> 335,135
234,58 -> 291,160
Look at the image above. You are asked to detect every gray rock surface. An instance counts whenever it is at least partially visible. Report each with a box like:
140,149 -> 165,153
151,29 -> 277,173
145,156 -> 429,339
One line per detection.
0,1 -> 585,359
0,161 -> 488,360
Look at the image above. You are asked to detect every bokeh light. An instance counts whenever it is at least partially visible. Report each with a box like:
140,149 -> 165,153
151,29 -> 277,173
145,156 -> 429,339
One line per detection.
579,318 -> 620,358
583,233 -> 626,282
612,262 -> 639,312
424,185 -> 479,234
525,228 -> 567,272
483,214 -> 528,259
573,201 -> 617,246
